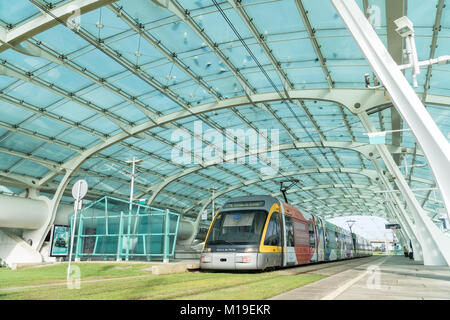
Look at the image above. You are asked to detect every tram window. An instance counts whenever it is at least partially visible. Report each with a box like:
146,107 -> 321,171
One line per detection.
327,229 -> 335,248
264,213 -> 281,246
285,216 -> 295,247
308,223 -> 315,248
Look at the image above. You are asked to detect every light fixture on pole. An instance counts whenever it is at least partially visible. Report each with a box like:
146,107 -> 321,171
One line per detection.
364,16 -> 450,89
394,16 -> 450,88
125,157 -> 143,206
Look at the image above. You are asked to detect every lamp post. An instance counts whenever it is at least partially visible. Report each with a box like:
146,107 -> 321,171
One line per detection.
126,157 -> 143,208
124,157 -> 143,261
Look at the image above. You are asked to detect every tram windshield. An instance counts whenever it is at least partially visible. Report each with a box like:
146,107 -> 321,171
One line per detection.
206,210 -> 268,245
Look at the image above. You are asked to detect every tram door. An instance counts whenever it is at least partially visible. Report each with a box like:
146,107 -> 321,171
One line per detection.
262,210 -> 282,268
284,215 -> 296,266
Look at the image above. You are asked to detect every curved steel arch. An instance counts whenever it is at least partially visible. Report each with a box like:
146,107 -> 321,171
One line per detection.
188,184 -> 384,228
5,1 -> 445,252
182,169 -> 383,216
142,140 -> 426,207
14,85 -> 441,250
30,87 -> 444,187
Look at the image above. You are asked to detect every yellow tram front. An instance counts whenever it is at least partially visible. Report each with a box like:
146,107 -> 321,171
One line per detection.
200,195 -> 282,271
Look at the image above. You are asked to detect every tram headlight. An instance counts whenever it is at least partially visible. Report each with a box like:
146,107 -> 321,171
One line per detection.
201,255 -> 212,263
244,247 -> 258,253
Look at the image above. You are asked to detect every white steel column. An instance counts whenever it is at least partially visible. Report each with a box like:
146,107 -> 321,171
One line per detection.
373,160 -> 423,261
362,113 -> 450,265
331,0 -> 450,221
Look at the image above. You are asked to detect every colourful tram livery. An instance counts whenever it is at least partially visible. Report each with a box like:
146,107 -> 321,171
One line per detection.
200,195 -> 372,271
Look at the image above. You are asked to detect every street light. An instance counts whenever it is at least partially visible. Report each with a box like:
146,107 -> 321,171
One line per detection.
394,16 -> 414,38
124,157 -> 143,261
125,157 -> 143,205
364,16 -> 450,89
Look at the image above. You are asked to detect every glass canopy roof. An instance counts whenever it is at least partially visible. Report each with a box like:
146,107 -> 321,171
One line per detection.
0,0 -> 448,225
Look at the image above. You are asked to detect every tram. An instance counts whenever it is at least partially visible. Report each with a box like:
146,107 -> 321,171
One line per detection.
200,195 -> 372,270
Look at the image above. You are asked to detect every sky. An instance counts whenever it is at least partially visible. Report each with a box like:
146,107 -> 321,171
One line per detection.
327,215 -> 395,242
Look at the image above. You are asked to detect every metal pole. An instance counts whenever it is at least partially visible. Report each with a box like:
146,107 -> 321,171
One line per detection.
105,196 -> 108,235
163,209 -> 170,263
75,214 -> 83,261
210,186 -> 217,220
126,158 -> 136,261
116,211 -> 123,261
212,189 -> 215,219
67,187 -> 81,281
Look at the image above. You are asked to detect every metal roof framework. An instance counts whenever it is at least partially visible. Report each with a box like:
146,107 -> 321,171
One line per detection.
0,0 -> 448,231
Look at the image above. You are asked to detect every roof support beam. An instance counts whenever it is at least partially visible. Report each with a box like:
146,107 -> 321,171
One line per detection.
140,140 -> 424,206
186,181 -> 382,218
360,111 -> 450,266
0,0 -> 118,53
332,0 -> 450,233
18,85 -> 442,251
385,0 -> 407,165
423,0 -> 445,101
294,0 -> 333,87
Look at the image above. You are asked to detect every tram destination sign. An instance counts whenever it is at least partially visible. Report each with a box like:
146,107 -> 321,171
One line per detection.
385,223 -> 401,230
224,201 -> 265,209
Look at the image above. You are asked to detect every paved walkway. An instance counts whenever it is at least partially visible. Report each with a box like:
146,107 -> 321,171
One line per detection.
270,255 -> 450,300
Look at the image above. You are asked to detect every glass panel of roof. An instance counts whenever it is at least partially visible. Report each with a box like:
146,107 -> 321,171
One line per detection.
34,24 -> 91,55
149,19 -> 205,55
80,116 -> 121,135
0,132 -> 43,153
7,81 -> 61,107
118,0 -> 174,25
33,142 -> 76,163
58,129 -> 100,148
0,153 -> 21,170
9,159 -> 49,178
71,48 -> 127,78
179,50 -> 232,79
141,92 -> 184,115
286,66 -> 328,88
81,7 -> 132,40
0,1 -> 39,27
20,115 -> 69,137
51,100 -> 98,122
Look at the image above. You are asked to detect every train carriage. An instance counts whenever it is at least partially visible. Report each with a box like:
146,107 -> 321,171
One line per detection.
200,195 -> 372,271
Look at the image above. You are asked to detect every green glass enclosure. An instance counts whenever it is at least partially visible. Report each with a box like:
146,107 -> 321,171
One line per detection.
69,196 -> 180,261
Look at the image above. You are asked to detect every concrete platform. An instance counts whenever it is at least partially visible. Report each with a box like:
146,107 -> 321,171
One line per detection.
270,255 -> 450,300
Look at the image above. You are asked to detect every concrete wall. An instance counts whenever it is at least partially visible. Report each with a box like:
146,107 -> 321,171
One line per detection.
0,228 -> 43,268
